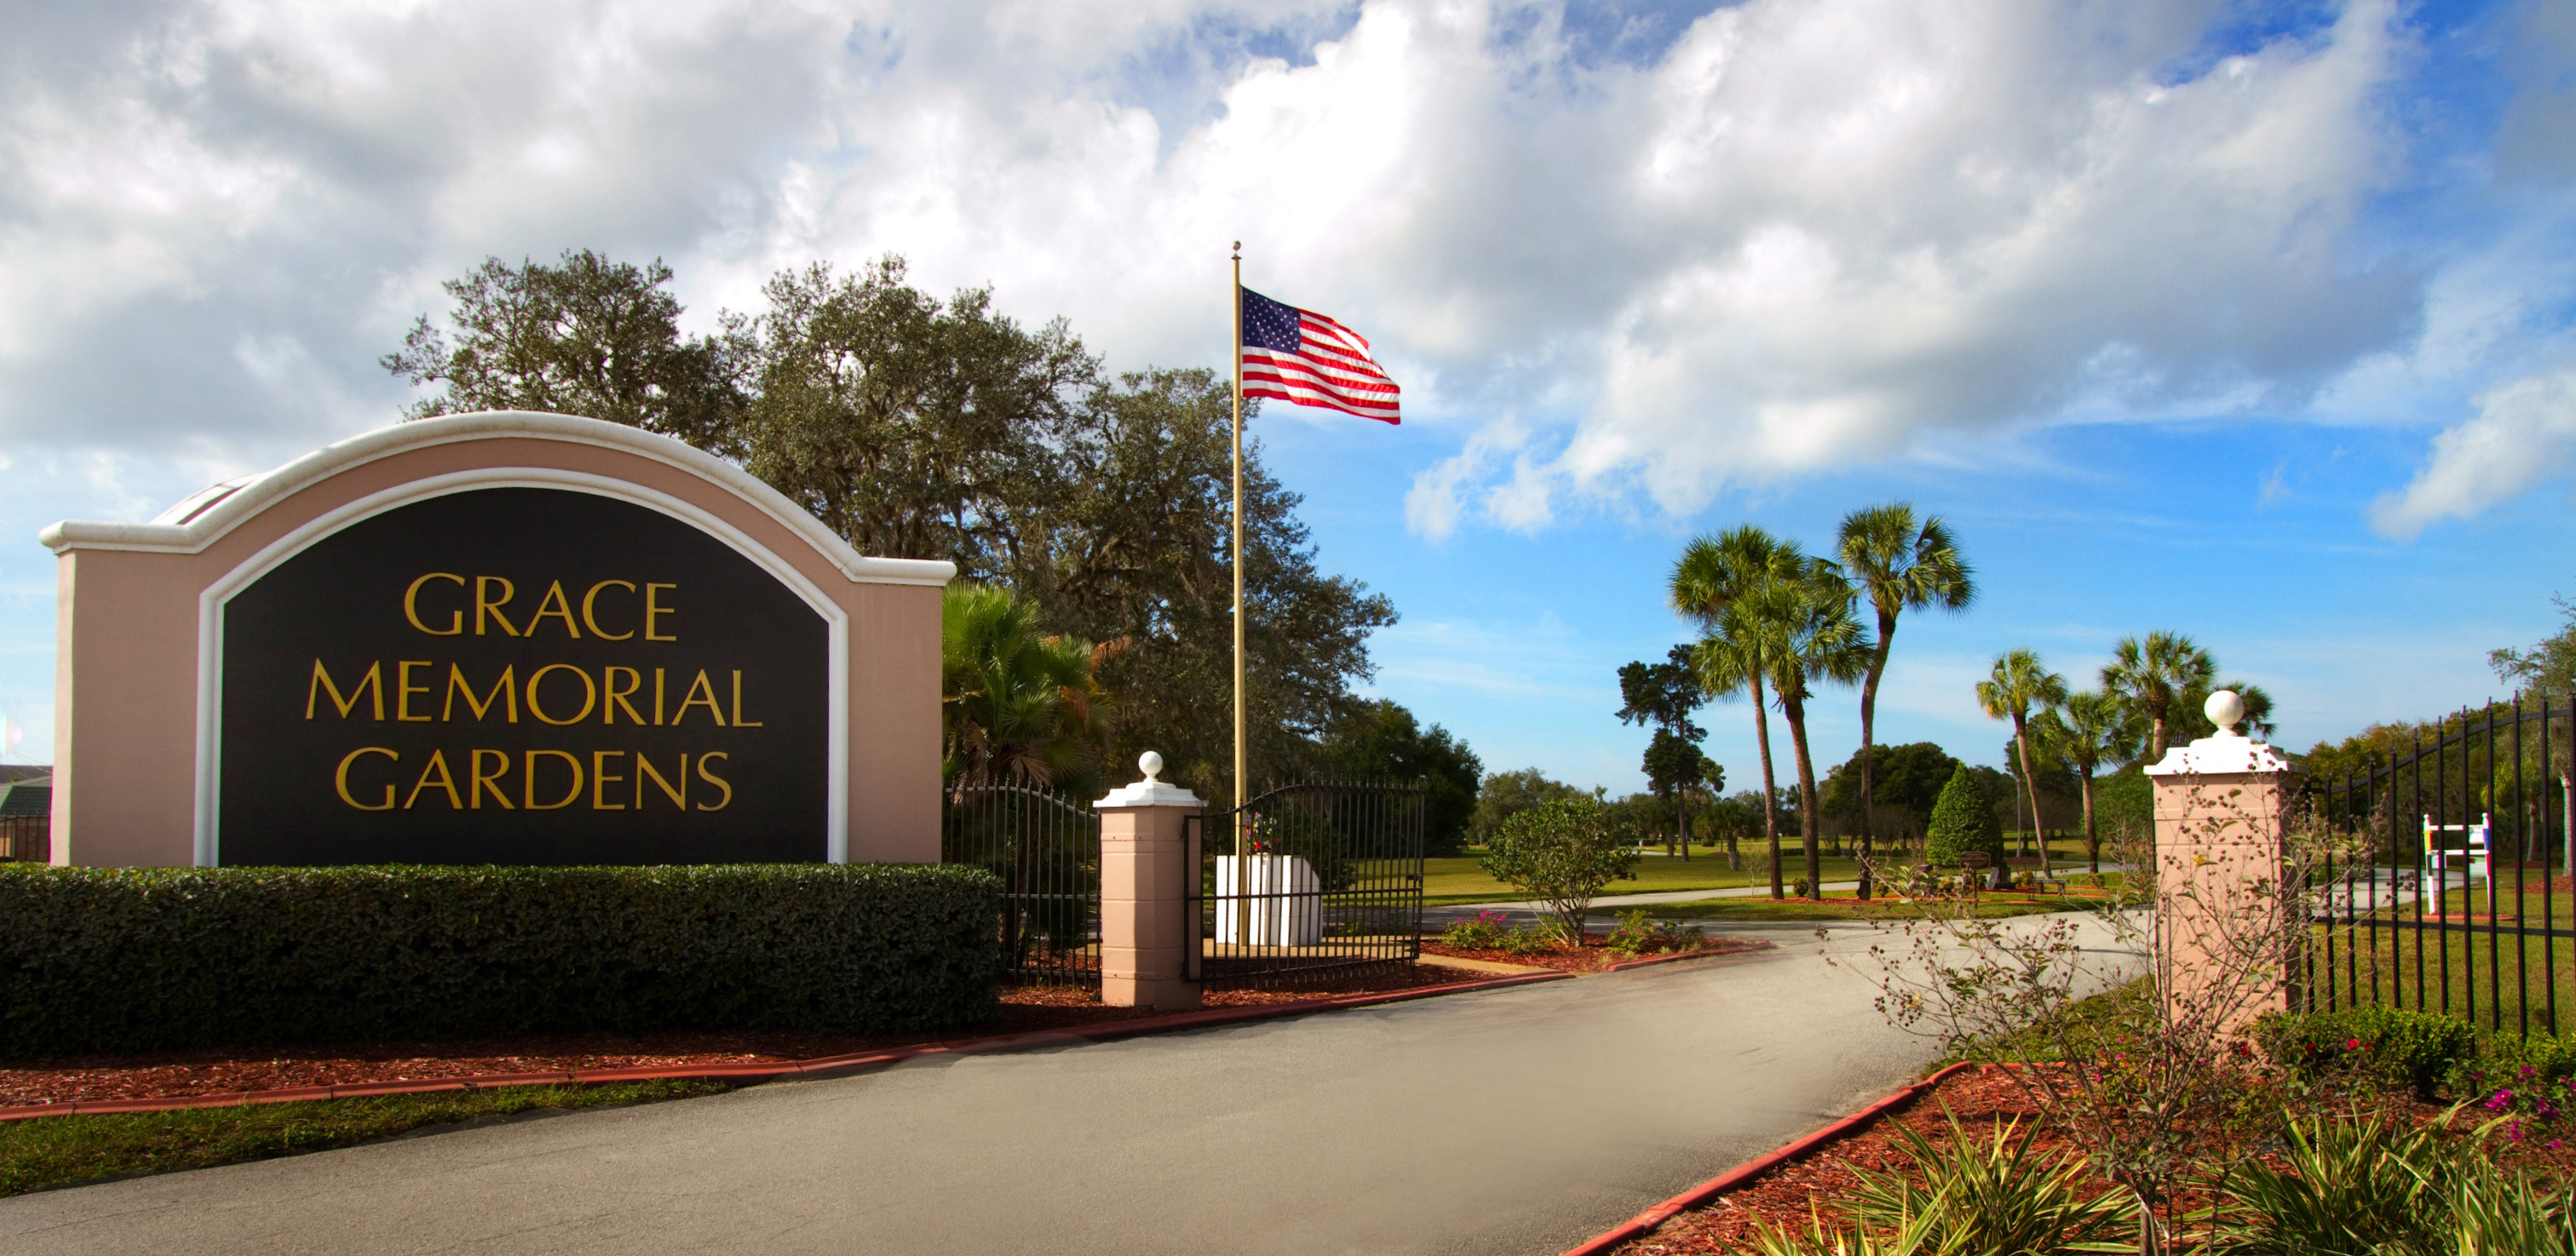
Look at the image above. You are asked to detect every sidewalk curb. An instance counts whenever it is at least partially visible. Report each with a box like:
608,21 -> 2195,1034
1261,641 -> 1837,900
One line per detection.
0,970 -> 1573,1123
1558,1060 -> 1978,1256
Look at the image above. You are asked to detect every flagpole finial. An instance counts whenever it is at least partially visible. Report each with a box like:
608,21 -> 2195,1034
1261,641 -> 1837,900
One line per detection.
1231,240 -> 1240,258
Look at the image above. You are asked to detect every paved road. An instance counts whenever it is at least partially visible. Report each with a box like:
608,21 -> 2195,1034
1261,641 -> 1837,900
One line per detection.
0,916 -> 2142,1256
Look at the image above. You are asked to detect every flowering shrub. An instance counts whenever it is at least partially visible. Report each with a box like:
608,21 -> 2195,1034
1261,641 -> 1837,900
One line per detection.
2451,1031 -> 2576,1141
1439,909 -> 1510,950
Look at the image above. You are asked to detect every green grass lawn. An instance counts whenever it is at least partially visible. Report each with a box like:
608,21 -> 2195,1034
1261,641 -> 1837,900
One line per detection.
2309,882 -> 2576,1036
0,1080 -> 731,1197
1424,851 -> 1867,903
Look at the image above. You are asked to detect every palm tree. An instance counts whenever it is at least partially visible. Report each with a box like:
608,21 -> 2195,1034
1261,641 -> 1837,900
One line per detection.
1835,502 -> 1975,900
2101,631 -> 2215,761
1978,649 -> 2069,877
2035,690 -> 2142,873
941,584 -> 1118,796
1742,566 -> 1874,899
1673,526 -> 1807,886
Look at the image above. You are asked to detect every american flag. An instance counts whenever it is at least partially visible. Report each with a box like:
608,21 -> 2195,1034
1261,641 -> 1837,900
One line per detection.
1239,287 -> 1400,424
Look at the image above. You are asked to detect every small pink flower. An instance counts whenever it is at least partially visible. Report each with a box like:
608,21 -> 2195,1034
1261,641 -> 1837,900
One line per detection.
2346,1037 -> 2363,1051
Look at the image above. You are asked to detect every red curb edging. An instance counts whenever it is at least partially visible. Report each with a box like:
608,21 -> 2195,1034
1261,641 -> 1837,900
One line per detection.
1558,1061 -> 1979,1256
0,969 -> 1573,1123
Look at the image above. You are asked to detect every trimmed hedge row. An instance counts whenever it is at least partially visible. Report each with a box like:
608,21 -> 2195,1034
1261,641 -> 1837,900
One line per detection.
0,863 -> 1002,1057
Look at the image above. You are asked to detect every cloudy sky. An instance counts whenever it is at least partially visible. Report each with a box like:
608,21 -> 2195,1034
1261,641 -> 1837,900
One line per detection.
3,0 -> 2573,792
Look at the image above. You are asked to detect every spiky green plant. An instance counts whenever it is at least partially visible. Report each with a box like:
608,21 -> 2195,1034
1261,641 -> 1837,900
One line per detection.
2202,1114 -> 2452,1256
1850,1111 -> 2134,1255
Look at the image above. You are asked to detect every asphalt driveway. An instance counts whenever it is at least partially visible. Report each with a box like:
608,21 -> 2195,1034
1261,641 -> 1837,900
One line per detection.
0,914 -> 2141,1255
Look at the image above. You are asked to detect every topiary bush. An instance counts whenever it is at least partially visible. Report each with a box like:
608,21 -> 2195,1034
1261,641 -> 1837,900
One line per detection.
1923,763 -> 2004,869
0,863 -> 1001,1057
2257,1005 -> 2480,1099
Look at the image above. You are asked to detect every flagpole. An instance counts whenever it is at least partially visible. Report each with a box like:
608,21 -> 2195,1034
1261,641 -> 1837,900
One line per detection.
1230,242 -> 1246,823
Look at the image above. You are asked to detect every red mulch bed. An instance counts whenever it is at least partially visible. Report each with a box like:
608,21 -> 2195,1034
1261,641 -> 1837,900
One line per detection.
1420,932 -> 1766,973
1613,1067 -> 2576,1254
0,963 -> 1475,1107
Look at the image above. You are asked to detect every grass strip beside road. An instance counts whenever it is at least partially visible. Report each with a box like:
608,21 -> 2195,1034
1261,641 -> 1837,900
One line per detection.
0,1080 -> 732,1197
1423,853 -> 1867,904
1637,894 -> 2084,921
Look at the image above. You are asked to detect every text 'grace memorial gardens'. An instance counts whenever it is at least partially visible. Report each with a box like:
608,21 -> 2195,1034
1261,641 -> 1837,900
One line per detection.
42,411 -> 954,867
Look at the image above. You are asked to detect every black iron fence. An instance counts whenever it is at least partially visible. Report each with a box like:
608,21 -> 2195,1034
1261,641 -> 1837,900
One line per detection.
941,784 -> 1101,987
1184,781 -> 1424,990
2302,689 -> 2573,1035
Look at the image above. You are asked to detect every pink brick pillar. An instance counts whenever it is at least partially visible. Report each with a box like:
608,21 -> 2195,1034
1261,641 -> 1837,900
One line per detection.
2143,691 -> 2307,1036
1095,753 -> 1203,1010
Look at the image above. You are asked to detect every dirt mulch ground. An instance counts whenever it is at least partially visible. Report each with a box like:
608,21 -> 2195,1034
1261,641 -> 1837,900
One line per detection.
1419,932 -> 1767,973
0,962 -> 1480,1107
1613,1067 -> 2576,1254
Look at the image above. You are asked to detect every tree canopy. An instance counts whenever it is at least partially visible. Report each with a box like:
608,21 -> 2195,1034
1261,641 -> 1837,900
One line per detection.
1321,699 -> 1483,856
389,252 -> 1407,800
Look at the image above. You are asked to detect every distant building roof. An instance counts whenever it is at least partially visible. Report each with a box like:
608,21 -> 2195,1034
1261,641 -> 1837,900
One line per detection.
0,779 -> 49,817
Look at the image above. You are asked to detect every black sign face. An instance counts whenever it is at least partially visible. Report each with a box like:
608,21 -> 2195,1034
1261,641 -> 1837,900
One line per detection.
218,486 -> 831,865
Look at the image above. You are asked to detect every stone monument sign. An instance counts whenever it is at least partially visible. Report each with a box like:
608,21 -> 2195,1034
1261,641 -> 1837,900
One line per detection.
43,412 -> 952,867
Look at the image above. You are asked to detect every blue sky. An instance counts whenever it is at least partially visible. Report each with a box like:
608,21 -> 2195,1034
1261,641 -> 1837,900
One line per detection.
2,0 -> 2573,794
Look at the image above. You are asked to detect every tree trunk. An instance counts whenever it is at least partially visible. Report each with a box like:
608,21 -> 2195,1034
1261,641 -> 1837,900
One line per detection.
1855,612 -> 1895,902
2013,715 -> 2050,876
2080,768 -> 2100,873
1785,688 -> 1824,899
1750,666 -> 1784,899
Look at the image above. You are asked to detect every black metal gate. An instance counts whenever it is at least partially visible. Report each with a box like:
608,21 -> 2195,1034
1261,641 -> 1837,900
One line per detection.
2303,688 -> 2573,1035
1183,781 -> 1424,989
941,784 -> 1101,987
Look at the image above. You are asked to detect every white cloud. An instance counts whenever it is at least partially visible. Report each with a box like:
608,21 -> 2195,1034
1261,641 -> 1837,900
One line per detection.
0,0 -> 2558,535
2370,368 -> 2576,537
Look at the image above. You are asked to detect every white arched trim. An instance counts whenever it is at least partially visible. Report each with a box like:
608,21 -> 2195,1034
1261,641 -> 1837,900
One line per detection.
192,468 -> 852,866
43,411 -> 955,588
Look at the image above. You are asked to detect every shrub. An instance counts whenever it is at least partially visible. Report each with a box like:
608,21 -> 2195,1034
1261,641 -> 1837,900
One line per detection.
1479,796 -> 1639,942
1604,909 -> 1705,958
0,863 -> 1002,1056
2448,1031 -> 2576,1133
1439,909 -> 1510,950
2257,1006 -> 2479,1099
1923,764 -> 2004,869
1496,922 -> 1560,955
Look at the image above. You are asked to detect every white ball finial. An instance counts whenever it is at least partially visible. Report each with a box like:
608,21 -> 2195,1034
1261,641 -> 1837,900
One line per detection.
1137,750 -> 1164,783
2205,690 -> 2245,735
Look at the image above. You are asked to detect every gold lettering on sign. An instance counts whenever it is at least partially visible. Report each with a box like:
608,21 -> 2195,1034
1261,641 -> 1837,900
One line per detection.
527,581 -> 581,638
591,750 -> 626,811
336,747 -> 398,810
730,671 -> 762,728
694,752 -> 733,811
469,748 -> 514,809
526,663 -> 597,725
672,670 -> 725,726
444,665 -> 518,723
525,749 -> 583,810
603,667 -> 645,725
635,753 -> 687,810
475,576 -> 521,636
404,573 -> 465,635
644,583 -> 678,641
653,668 -> 666,725
405,749 -> 463,810
396,661 -> 434,722
582,581 -> 635,639
308,660 -> 385,721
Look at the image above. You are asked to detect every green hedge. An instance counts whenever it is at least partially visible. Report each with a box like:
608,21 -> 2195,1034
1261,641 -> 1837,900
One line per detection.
0,863 -> 1001,1057
2257,1005 -> 2480,1099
